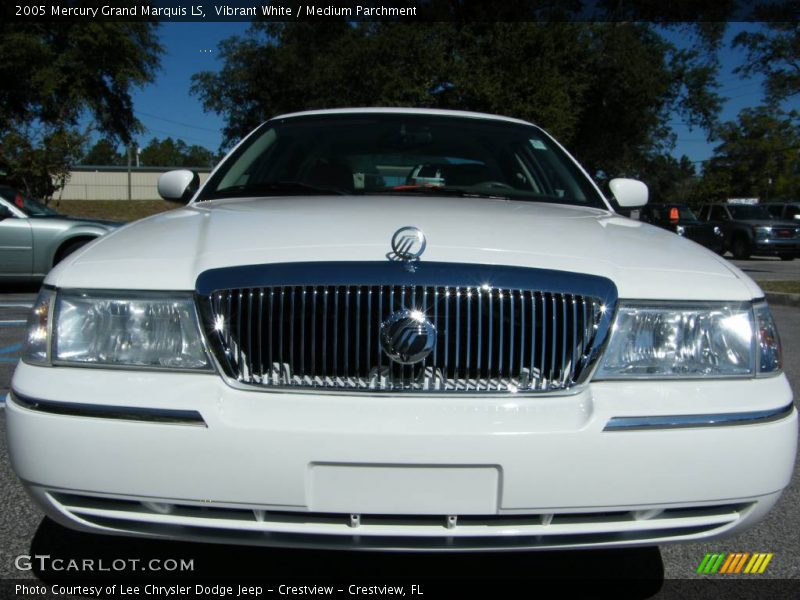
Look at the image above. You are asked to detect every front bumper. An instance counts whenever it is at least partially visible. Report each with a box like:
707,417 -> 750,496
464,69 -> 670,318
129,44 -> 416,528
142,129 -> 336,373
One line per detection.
754,238 -> 800,256
6,362 -> 797,551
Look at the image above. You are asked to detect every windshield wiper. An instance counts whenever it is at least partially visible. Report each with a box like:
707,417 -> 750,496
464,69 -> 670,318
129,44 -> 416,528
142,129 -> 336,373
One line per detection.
370,185 -> 510,200
209,181 -> 348,198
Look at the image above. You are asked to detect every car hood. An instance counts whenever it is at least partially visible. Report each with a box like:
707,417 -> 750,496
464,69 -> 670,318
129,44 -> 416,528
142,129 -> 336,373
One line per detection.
48,195 -> 762,301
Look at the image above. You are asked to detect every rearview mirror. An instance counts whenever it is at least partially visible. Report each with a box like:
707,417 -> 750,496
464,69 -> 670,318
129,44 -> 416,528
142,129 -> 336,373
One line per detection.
157,170 -> 200,204
0,205 -> 12,220
609,178 -> 648,208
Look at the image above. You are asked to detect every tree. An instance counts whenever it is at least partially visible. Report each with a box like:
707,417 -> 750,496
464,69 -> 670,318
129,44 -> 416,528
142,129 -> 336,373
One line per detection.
636,154 -> 698,205
733,4 -> 800,104
139,137 -> 215,168
191,22 -> 723,179
2,125 -> 86,199
0,19 -> 162,197
700,107 -> 800,201
82,139 -> 124,166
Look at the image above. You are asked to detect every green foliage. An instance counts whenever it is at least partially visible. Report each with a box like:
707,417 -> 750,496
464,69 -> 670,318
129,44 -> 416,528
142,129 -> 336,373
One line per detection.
701,107 -> 800,202
734,7 -> 800,104
1,125 -> 86,199
191,22 -> 723,179
82,139 -> 125,166
0,18 -> 162,198
636,154 -> 698,205
139,137 -> 216,168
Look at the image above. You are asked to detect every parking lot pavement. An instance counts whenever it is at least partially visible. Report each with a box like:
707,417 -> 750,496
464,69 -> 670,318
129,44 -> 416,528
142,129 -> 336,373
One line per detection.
0,300 -> 33,397
730,256 -> 800,282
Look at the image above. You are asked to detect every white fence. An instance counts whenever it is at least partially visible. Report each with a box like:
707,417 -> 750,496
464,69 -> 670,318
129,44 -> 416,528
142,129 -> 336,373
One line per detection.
58,167 -> 212,201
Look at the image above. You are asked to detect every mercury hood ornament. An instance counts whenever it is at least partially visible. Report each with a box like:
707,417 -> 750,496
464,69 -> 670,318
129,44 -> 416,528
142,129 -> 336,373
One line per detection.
390,226 -> 426,271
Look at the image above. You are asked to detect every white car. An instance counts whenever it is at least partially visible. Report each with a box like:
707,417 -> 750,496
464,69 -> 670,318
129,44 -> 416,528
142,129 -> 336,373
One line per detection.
7,108 -> 796,551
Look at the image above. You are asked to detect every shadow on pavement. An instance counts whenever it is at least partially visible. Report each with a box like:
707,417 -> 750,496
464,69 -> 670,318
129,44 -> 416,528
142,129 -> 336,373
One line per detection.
30,517 -> 665,596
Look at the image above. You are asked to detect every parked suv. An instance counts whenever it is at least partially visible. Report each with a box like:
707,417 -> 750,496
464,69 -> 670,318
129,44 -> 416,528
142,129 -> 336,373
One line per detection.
638,203 -> 725,253
765,202 -> 800,222
698,203 -> 800,260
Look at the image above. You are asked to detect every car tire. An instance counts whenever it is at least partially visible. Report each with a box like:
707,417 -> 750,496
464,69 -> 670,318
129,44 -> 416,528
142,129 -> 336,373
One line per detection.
54,238 -> 93,266
731,236 -> 751,260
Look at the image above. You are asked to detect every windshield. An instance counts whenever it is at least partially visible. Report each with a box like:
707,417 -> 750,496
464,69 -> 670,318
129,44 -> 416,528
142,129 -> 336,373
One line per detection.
0,188 -> 61,217
199,113 -> 606,208
728,205 -> 773,220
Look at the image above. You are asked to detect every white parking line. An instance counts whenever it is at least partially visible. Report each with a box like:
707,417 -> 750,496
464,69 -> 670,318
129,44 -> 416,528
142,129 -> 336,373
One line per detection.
0,303 -> 33,308
0,320 -> 26,325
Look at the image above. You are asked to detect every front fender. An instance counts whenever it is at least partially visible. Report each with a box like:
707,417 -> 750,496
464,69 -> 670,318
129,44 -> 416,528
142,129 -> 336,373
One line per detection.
33,224 -> 112,274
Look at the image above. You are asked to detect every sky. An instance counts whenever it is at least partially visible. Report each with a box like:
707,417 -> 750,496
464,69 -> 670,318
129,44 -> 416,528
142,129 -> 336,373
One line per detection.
123,22 -> 787,169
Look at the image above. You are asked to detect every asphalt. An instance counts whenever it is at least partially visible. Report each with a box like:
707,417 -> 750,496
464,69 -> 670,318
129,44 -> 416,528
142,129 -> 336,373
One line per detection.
0,257 -> 797,595
730,256 -> 800,282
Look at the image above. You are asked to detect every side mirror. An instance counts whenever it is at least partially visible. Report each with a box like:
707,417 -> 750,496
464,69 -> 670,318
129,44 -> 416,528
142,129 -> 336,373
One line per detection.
609,178 -> 648,208
0,205 -> 12,220
157,170 -> 199,204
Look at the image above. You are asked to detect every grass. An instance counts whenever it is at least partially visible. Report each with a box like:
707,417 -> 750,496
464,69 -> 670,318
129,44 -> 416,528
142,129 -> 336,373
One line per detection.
759,280 -> 800,295
52,200 -> 178,222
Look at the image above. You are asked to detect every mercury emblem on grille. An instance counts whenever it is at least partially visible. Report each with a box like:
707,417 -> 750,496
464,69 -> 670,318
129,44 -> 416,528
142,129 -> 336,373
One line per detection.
380,309 -> 436,365
390,226 -> 426,271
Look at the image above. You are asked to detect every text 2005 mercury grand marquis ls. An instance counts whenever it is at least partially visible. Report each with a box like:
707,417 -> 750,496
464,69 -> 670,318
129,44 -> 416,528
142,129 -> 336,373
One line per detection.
7,109 -> 797,550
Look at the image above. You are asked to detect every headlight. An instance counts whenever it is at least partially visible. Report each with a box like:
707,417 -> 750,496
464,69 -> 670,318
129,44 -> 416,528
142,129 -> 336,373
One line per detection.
754,302 -> 781,374
755,226 -> 772,240
594,302 -> 775,379
24,288 -> 56,364
24,289 -> 211,370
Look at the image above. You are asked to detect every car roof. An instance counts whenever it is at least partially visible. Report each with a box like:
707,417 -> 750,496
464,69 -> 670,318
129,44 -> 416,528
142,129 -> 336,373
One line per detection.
270,107 -> 537,127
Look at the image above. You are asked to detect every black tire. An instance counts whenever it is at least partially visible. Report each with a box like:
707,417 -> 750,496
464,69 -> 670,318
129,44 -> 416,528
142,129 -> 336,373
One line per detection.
54,238 -> 92,266
779,255 -> 795,261
731,236 -> 751,260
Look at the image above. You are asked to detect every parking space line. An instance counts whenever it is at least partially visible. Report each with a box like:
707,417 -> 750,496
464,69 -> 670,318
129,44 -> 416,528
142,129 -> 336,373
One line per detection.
0,303 -> 33,308
0,320 -> 26,326
0,344 -> 22,355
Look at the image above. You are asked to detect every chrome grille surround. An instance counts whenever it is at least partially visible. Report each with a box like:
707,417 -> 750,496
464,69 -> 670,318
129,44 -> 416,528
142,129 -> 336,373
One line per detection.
196,262 -> 618,393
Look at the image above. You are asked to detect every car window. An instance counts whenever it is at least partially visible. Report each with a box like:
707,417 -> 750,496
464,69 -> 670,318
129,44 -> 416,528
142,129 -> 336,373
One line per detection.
727,205 -> 772,220
766,205 -> 784,218
786,206 -> 800,220
0,188 -> 60,217
200,114 -> 607,208
710,206 -> 728,221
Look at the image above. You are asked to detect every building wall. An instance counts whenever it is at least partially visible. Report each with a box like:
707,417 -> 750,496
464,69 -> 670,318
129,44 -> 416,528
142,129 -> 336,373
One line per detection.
58,168 -> 212,201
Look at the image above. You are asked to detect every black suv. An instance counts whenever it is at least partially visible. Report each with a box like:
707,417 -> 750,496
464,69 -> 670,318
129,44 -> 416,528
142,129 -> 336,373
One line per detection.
698,203 -> 800,260
639,203 -> 725,253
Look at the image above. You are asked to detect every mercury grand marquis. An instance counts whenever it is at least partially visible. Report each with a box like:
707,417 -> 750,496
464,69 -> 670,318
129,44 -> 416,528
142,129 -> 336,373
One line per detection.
7,108 -> 797,551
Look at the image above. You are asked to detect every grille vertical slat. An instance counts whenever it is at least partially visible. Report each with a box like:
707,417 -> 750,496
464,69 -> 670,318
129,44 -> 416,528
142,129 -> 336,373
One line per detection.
203,281 -> 607,393
465,289 -> 471,384
454,288 -> 461,382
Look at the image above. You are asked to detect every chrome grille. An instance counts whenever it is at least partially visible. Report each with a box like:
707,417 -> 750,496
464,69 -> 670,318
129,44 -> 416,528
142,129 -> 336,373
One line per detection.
197,262 -> 617,393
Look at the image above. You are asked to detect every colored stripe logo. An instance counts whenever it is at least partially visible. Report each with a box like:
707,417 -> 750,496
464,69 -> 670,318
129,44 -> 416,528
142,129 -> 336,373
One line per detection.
697,552 -> 773,574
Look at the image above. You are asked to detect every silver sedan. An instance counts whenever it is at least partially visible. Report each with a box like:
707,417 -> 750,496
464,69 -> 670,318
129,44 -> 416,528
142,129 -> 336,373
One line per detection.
0,186 -> 123,282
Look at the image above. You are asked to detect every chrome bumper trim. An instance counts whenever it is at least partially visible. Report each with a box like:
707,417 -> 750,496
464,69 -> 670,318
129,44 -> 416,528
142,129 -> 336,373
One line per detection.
604,403 -> 795,431
8,390 -> 207,427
